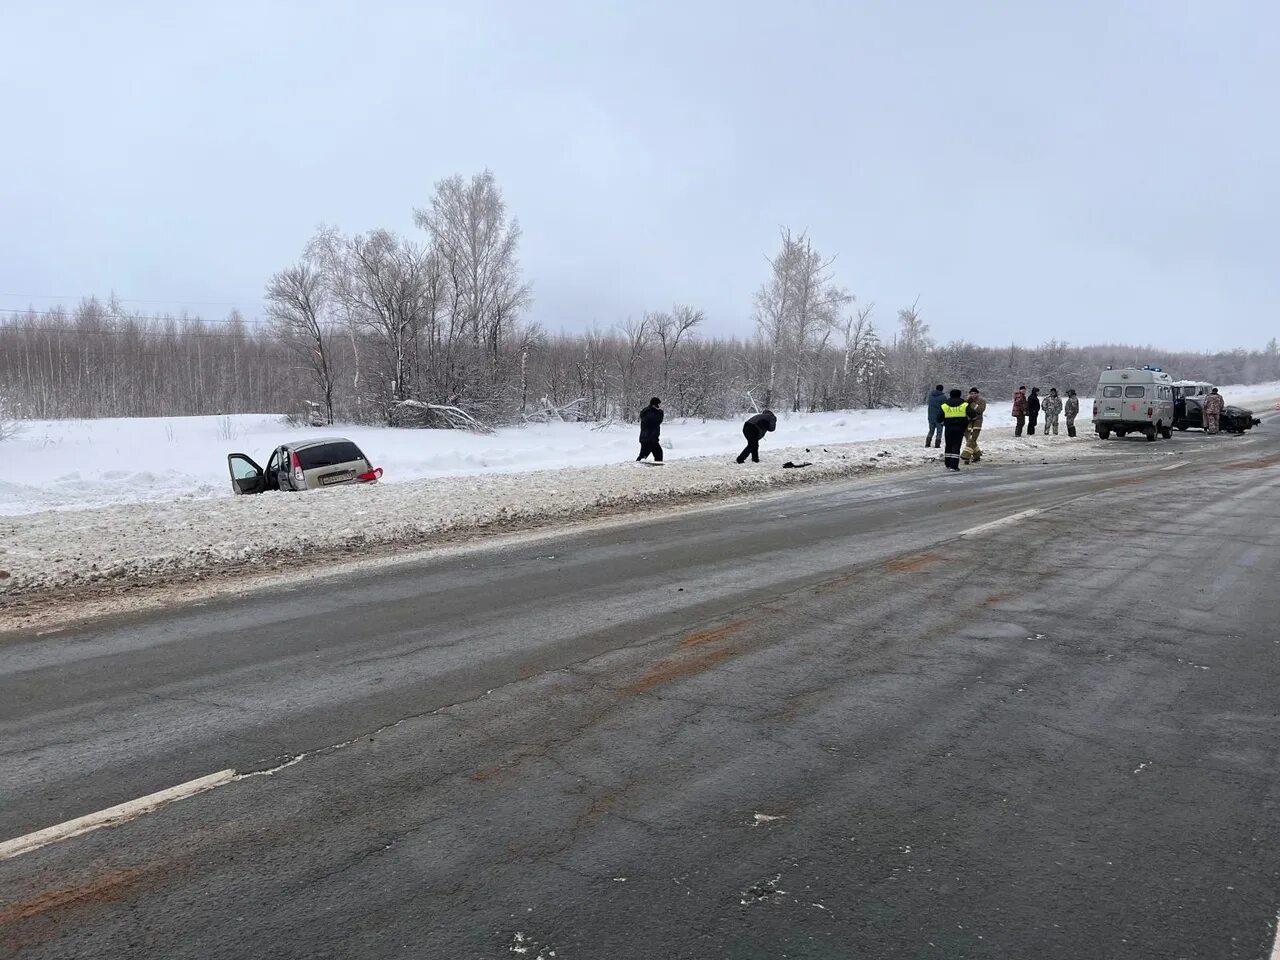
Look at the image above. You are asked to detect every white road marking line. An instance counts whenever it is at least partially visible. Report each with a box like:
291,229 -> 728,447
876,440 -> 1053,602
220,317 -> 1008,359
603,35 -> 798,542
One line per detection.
1160,463 -> 1186,471
959,508 -> 1042,538
1269,912 -> 1280,960
0,769 -> 235,862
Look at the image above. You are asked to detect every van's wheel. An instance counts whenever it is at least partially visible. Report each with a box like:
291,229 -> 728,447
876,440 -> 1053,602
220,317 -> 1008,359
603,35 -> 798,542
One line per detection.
1160,424 -> 1173,439
1097,427 -> 1111,440
1176,424 -> 1187,431
1116,429 -> 1127,438
1145,427 -> 1157,442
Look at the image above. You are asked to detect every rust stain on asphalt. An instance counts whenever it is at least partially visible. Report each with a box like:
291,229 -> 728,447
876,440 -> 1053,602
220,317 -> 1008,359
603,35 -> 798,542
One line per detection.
0,868 -> 147,926
885,552 -> 941,573
984,591 -> 1017,606
0,857 -> 186,942
815,571 -> 860,594
625,645 -> 741,695
681,620 -> 747,648
1223,453 -> 1280,470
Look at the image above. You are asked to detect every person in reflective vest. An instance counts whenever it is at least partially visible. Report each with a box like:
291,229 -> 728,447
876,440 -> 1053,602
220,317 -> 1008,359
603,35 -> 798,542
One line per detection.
940,389 -> 969,471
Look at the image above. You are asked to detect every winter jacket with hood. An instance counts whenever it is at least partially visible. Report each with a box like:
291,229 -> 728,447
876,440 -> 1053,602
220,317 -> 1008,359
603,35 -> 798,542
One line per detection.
965,394 -> 987,426
638,404 -> 664,440
926,388 -> 947,422
1027,390 -> 1042,416
1065,395 -> 1080,418
1042,394 -> 1063,418
746,411 -> 777,435
1012,389 -> 1027,416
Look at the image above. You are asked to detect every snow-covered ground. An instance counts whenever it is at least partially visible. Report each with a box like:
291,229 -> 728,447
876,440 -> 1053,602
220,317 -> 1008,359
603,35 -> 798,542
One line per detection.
2,381 -> 1277,517
0,406 -> 974,515
0,430 -> 1109,604
0,381 -> 1274,610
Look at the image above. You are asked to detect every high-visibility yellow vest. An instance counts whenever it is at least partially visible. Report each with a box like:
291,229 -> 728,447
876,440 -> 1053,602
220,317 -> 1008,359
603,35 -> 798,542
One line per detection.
941,401 -> 969,420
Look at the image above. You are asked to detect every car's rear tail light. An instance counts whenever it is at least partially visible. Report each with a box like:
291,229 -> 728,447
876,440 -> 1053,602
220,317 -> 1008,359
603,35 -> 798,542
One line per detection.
1092,403 -> 1098,417
357,467 -> 383,482
1147,407 -> 1154,418
291,450 -> 304,485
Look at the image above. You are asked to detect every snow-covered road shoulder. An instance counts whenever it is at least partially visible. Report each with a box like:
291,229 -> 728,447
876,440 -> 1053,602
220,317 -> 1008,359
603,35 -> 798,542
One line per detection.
0,433 -> 1104,608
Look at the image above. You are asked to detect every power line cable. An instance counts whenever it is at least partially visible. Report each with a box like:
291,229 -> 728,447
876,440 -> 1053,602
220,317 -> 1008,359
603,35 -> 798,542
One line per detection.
0,293 -> 262,307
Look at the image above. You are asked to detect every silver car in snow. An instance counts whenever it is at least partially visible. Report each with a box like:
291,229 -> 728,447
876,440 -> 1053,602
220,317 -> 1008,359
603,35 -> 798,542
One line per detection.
227,437 -> 383,495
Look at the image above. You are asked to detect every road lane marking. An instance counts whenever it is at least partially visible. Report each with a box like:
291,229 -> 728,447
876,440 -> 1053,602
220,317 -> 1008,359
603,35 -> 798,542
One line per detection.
959,509 -> 1042,538
1160,463 -> 1186,471
1269,912 -> 1280,960
0,769 -> 235,862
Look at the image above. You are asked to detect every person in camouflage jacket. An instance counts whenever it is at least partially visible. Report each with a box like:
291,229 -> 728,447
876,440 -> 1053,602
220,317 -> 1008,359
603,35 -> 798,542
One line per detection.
962,387 -> 987,463
1064,389 -> 1080,437
1042,388 -> 1064,435
1203,388 -> 1225,434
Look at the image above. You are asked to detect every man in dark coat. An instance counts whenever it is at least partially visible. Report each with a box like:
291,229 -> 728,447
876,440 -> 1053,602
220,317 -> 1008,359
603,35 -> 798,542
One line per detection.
736,410 -> 777,463
925,384 -> 946,448
636,397 -> 664,462
940,389 -> 969,471
1026,387 -> 1042,436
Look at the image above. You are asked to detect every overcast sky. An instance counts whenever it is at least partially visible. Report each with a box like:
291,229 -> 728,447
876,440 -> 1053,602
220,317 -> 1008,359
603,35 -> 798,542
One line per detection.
2,1 -> 1276,350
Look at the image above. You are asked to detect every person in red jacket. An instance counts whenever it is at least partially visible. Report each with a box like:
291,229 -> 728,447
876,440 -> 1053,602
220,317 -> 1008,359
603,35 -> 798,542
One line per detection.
1012,386 -> 1028,436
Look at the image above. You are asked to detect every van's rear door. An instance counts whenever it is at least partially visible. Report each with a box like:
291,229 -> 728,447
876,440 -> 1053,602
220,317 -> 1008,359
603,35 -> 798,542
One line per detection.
1099,385 -> 1124,419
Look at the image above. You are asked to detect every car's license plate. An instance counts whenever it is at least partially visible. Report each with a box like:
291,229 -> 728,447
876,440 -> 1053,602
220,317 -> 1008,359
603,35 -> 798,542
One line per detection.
321,473 -> 351,485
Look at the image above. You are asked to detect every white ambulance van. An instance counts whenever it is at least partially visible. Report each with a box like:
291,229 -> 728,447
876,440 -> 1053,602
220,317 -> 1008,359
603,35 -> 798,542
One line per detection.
1092,366 -> 1176,441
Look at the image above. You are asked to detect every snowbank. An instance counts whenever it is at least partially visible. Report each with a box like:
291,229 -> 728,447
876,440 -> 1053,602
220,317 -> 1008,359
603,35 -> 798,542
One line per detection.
0,408 -> 927,515
0,432 -> 1107,601
3,381 -> 1276,516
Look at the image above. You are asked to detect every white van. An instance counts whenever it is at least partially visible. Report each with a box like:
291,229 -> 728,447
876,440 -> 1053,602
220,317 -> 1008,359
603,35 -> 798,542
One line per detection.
1092,367 -> 1176,441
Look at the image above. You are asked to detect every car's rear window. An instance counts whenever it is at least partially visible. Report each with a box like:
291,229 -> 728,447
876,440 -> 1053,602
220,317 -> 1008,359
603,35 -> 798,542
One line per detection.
1124,386 -> 1146,398
1102,385 -> 1122,397
296,441 -> 365,469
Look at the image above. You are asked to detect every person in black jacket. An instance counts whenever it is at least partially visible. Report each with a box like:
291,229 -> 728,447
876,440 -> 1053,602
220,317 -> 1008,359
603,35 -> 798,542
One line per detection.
1026,387 -> 1042,436
736,410 -> 777,463
637,397 -> 664,462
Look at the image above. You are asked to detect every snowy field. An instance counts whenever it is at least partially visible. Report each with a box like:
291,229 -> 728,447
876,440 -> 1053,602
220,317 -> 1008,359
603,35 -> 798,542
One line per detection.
0,406 -> 979,515
1,381 -> 1277,517
0,382 -> 1275,611
0,430 -> 1110,605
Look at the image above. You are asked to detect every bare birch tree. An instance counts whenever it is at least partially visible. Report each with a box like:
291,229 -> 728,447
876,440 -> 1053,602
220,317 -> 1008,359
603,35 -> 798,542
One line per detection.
415,170 -> 531,398
265,262 -> 336,424
651,304 -> 703,398
754,229 -> 852,412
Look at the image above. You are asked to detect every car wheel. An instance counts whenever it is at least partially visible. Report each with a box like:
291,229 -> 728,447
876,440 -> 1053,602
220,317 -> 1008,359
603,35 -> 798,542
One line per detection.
1097,428 -> 1111,440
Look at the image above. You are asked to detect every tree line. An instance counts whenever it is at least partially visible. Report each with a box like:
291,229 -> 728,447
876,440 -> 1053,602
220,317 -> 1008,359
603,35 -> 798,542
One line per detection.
2,170 -> 1278,425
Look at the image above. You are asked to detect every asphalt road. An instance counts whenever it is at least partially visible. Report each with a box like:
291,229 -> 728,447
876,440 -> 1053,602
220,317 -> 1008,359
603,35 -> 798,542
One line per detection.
2,429 -> 1279,959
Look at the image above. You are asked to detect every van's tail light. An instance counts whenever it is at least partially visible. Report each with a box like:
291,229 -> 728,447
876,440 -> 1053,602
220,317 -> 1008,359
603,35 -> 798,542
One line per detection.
291,450 -> 304,485
357,467 -> 383,482
1092,403 -> 1098,417
1147,407 -> 1154,418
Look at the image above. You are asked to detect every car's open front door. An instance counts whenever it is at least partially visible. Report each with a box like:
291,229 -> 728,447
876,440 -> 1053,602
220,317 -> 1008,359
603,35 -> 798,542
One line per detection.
227,453 -> 268,495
